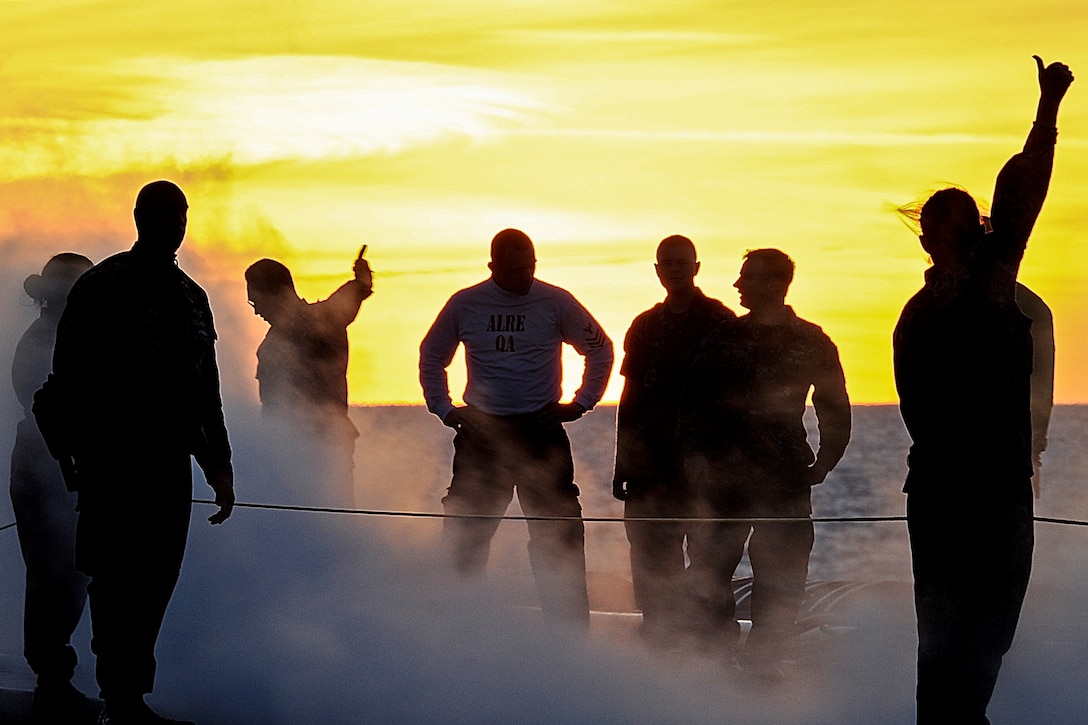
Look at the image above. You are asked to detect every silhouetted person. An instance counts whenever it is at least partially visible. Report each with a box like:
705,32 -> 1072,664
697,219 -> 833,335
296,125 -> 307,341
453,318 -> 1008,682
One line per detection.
10,253 -> 99,722
684,249 -> 850,660
612,235 -> 734,647
245,250 -> 373,506
419,228 -> 613,630
893,57 -> 1073,725
1014,283 -> 1055,498
34,180 -> 235,725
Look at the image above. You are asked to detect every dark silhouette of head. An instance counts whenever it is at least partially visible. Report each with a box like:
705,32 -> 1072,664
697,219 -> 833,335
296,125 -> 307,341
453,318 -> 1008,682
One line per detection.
24,252 -> 93,313
735,248 -> 793,312
134,180 -> 188,257
918,187 -> 985,269
246,258 -> 300,324
489,228 -> 536,295
655,234 -> 699,295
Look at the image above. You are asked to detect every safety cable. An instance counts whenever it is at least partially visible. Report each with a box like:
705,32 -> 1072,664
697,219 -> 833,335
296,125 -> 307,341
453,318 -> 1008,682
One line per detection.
192,499 -> 904,523
1034,515 -> 1088,527
3,509 -> 1087,534
186,499 -> 1088,527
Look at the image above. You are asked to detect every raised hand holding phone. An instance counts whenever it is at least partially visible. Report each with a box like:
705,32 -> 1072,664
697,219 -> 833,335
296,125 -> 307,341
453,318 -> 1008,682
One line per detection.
354,244 -> 373,290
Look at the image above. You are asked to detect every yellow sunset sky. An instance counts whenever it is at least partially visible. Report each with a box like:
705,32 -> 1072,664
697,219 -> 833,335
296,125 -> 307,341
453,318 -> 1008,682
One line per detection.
2,0 -> 1086,405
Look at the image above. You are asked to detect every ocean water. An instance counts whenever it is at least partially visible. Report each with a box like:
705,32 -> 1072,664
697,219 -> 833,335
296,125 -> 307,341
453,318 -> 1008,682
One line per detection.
348,404 -> 1088,585
2,403 -> 1087,724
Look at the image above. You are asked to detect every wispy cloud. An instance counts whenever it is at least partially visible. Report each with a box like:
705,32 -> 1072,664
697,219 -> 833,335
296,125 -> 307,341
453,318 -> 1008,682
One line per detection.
0,55 -> 548,178
506,128 -> 1039,147
502,29 -> 767,45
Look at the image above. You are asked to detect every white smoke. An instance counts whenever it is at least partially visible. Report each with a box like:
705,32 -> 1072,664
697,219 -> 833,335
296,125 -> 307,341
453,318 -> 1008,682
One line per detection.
3,232 -> 1088,723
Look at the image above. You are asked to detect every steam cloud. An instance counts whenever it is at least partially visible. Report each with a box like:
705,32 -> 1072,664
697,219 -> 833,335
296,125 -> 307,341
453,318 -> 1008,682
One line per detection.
2,226 -> 1088,723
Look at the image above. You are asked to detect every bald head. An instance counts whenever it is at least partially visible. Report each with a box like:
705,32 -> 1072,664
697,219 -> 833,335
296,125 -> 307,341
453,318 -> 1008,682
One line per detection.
656,235 -> 697,263
490,228 -> 534,261
655,234 -> 699,296
489,228 -> 536,295
134,180 -> 188,256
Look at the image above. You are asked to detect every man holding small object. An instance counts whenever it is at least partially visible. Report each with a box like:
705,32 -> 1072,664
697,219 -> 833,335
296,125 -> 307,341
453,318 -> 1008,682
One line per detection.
245,246 -> 373,506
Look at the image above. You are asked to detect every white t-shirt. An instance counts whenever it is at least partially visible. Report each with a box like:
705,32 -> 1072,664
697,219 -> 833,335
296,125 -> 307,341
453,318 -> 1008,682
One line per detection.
419,278 -> 613,419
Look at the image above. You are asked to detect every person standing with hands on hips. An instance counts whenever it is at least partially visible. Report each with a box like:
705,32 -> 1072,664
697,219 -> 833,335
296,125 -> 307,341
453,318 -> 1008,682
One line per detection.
419,228 -> 613,631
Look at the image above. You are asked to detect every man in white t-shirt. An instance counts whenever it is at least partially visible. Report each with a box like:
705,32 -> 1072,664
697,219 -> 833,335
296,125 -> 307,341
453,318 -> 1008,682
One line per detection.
419,228 -> 613,629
